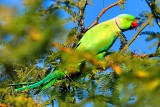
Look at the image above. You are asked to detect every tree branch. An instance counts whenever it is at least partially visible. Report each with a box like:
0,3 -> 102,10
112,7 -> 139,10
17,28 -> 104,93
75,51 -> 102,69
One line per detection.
120,13 -> 154,54
145,0 -> 160,27
78,1 -> 87,33
132,52 -> 158,58
85,0 -> 125,32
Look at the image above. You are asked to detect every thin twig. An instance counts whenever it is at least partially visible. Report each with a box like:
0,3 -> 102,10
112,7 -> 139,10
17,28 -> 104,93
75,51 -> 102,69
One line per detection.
132,52 -> 158,58
145,0 -> 160,27
85,0 -> 124,32
120,13 -> 153,54
78,1 -> 87,33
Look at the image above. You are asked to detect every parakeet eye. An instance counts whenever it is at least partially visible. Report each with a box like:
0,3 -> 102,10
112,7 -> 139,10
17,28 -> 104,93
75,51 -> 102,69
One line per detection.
126,18 -> 130,21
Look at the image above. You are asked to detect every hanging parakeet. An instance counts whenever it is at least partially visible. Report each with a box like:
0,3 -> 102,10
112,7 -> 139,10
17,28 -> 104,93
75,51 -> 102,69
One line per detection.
10,14 -> 138,92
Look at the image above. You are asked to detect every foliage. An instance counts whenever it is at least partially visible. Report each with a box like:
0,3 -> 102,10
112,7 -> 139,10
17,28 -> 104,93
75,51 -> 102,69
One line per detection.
0,0 -> 160,107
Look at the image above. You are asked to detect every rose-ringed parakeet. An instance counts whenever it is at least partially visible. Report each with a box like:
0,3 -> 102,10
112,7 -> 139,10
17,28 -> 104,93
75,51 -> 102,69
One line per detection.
10,14 -> 138,92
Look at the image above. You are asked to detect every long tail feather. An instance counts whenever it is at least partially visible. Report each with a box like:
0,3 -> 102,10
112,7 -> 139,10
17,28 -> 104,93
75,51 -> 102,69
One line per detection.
15,81 -> 44,91
40,70 -> 65,92
9,82 -> 36,86
14,69 -> 67,92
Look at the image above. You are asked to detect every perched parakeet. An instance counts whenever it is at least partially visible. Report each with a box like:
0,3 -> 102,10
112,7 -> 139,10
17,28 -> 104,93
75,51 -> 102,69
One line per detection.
10,14 -> 138,92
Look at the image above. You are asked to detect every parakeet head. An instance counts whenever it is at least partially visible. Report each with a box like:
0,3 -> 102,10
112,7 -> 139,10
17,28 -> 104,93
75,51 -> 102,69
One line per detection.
115,14 -> 138,31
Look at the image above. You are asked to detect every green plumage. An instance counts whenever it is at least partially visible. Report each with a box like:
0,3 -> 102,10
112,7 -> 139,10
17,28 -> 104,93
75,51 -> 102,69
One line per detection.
76,18 -> 121,59
11,14 -> 137,92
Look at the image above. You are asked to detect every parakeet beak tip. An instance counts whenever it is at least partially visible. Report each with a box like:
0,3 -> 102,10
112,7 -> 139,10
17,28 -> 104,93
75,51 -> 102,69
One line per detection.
131,20 -> 138,28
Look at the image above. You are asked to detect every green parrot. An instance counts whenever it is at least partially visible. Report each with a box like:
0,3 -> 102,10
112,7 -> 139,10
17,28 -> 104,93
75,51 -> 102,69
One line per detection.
10,14 -> 138,92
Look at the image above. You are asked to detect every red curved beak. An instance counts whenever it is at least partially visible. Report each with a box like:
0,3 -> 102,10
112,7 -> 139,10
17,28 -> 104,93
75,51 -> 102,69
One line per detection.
131,20 -> 138,28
